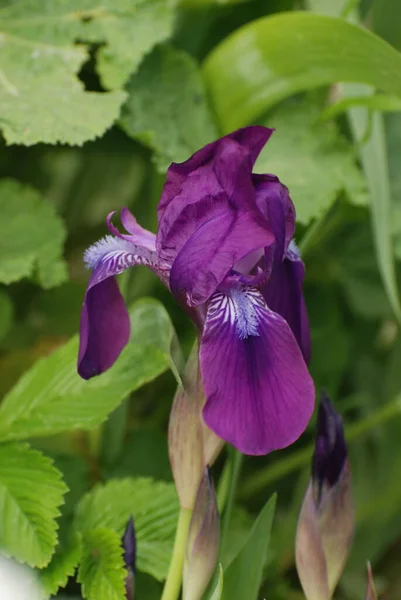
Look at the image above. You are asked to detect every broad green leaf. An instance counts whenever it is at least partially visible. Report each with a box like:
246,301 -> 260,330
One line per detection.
0,0 -> 178,144
77,528 -> 126,600
40,532 -> 82,596
0,289 -> 13,342
221,495 -> 276,600
75,477 -> 179,580
0,42 -> 124,146
0,442 -> 67,567
255,101 -> 367,224
0,180 -> 67,287
120,45 -> 218,172
0,298 -> 180,440
203,12 -> 401,132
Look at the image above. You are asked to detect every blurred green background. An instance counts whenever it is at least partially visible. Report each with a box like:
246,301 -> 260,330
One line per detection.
2,0 -> 401,598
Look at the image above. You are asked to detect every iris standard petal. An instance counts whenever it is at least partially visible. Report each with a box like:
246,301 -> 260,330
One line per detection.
78,235 -> 160,379
158,126 -> 273,218
262,243 -> 311,363
157,127 -> 274,265
253,174 -> 296,263
170,211 -> 274,307
200,287 -> 315,455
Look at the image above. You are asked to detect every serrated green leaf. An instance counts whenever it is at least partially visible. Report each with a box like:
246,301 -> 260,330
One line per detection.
120,45 -> 218,172
0,442 -> 67,568
0,0 -> 176,145
0,179 -> 67,287
0,41 -> 125,146
75,477 -> 179,581
255,101 -> 367,225
221,495 -> 276,600
40,532 -> 82,596
203,12 -> 401,132
78,528 -> 126,600
0,298 -> 179,440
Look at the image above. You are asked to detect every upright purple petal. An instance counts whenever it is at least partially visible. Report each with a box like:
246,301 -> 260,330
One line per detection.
253,174 -> 296,263
78,232 -> 160,379
157,127 -> 274,266
170,211 -> 274,307
262,242 -> 311,363
200,287 -> 315,455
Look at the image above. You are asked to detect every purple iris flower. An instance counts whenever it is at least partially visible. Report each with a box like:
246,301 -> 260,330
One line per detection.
78,126 -> 314,455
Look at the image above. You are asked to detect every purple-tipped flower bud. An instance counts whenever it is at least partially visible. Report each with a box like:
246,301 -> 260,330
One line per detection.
183,469 -> 220,600
365,563 -> 377,600
122,516 -> 136,600
296,393 -> 354,600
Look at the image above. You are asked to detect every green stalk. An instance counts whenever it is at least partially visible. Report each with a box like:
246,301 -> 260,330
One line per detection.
161,507 -> 193,600
220,448 -> 244,558
240,394 -> 401,499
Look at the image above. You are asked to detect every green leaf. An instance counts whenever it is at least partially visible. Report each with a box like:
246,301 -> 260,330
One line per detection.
346,85 -> 401,322
319,93 -> 401,121
0,289 -> 13,342
221,495 -> 276,600
202,12 -> 401,132
209,565 -> 224,600
75,477 -> 179,580
0,42 -> 125,146
0,179 -> 67,287
0,442 -> 67,567
255,101 -> 367,225
0,298 -> 179,440
77,528 -> 126,600
120,45 -> 218,172
40,532 -> 82,596
0,0 -> 177,144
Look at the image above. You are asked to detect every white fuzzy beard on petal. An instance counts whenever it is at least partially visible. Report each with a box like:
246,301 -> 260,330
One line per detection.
84,235 -> 155,270
207,288 -> 264,340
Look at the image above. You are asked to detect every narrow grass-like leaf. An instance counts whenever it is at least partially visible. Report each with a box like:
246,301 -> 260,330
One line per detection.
346,85 -> 401,322
221,495 -> 276,600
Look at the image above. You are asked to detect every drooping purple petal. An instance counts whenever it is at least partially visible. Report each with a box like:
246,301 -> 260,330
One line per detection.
78,234 -> 160,379
170,211 -> 274,307
157,127 -> 274,266
262,241 -> 311,363
199,287 -> 315,455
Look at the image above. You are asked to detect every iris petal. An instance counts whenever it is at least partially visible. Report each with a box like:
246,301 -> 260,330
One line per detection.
262,243 -> 311,363
78,234 -> 160,379
200,287 -> 314,455
170,211 -> 274,307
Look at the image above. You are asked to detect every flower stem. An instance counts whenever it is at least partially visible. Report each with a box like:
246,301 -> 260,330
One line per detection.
220,447 -> 244,558
161,506 -> 192,600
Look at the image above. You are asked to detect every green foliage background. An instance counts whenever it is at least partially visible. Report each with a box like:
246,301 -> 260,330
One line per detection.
1,0 -> 401,598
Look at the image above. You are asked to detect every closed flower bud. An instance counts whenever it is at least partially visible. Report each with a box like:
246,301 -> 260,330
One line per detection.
168,350 -> 205,510
365,563 -> 377,600
296,393 -> 354,600
183,469 -> 220,600
122,516 -> 136,600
